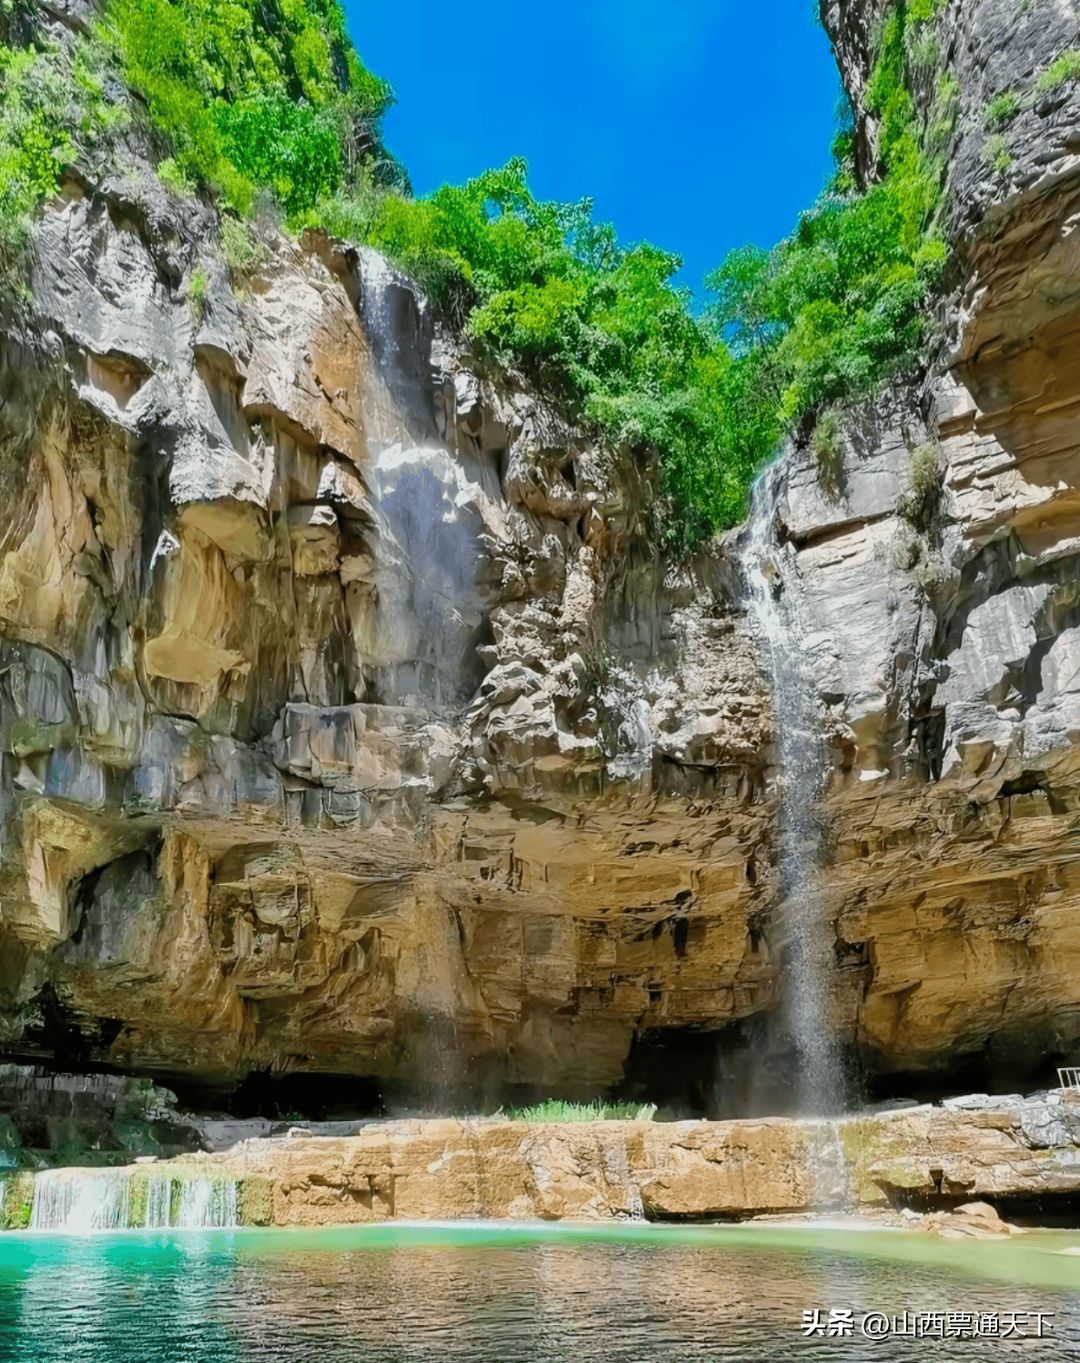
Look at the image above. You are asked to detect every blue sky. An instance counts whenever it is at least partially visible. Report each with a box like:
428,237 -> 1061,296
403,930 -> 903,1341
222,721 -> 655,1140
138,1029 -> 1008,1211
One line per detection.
342,1 -> 839,303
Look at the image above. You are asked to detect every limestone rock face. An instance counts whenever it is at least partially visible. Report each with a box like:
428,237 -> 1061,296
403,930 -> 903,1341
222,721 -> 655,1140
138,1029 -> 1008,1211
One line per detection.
158,1106 -> 1080,1224
0,176 -> 773,1100
6,0 -> 1080,1105
204,1117 -> 850,1224
725,0 -> 1080,1081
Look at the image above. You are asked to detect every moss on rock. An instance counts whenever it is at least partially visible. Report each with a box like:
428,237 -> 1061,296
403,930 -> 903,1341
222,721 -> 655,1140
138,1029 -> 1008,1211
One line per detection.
238,1175 -> 274,1226
839,1116 -> 931,1204
0,1171 -> 36,1230
127,1169 -> 149,1228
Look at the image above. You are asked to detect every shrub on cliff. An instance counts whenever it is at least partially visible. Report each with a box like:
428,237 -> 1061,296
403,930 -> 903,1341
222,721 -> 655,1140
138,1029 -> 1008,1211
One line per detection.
347,158 -> 755,548
105,0 -> 402,210
703,0 -> 949,488
0,0 -> 401,262
0,30 -> 132,305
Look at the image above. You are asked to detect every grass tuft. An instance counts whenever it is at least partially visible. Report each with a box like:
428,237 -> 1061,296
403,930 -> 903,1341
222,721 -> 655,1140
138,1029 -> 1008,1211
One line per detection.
984,90 -> 1022,127
983,133 -> 1013,173
896,443 -> 941,533
1037,50 -> 1080,94
501,1100 -> 656,1123
186,264 -> 207,322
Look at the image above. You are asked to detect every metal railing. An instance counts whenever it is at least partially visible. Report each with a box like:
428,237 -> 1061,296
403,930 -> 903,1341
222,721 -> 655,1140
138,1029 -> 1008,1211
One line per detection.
1057,1067 -> 1080,1093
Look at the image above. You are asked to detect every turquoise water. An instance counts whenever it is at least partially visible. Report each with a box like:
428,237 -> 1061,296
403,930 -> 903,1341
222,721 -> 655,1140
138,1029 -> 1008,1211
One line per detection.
0,1222 -> 1078,1361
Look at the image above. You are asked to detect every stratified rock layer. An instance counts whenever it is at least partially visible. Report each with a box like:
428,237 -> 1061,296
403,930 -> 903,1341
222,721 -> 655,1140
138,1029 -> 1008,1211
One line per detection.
5,0 -> 1080,1104
0,173 -> 774,1101
10,1105 -> 1072,1227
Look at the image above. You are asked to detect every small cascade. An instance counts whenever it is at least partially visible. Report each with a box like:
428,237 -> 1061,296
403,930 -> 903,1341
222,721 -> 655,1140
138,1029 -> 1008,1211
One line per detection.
145,1173 -> 171,1229
26,1168 -> 237,1232
740,468 -> 843,1115
31,1170 -> 131,1232
176,1176 -> 237,1229
599,1131 -> 646,1222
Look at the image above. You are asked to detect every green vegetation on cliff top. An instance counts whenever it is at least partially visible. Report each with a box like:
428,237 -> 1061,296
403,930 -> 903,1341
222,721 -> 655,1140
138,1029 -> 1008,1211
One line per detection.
0,0 -> 948,547
107,0 -> 403,211
707,0 -> 948,473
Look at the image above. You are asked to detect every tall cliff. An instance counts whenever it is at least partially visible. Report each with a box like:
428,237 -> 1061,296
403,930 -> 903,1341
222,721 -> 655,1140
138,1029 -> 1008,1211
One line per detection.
1,0 -> 1079,1123
0,172 -> 771,1112
775,0 -> 1080,1086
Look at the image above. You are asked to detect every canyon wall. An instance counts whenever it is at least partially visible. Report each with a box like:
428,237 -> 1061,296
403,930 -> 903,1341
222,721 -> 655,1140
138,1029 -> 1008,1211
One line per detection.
2,0 -> 1080,1122
781,0 -> 1080,1081
0,167 -> 775,1112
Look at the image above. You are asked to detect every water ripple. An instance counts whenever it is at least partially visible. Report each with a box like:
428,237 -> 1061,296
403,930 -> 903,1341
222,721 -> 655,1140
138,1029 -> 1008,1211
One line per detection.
0,1224 -> 1076,1362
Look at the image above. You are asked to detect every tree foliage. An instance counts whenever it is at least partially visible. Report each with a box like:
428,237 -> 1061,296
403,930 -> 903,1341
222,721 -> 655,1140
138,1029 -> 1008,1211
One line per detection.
702,0 -> 948,496
0,0 -> 952,550
216,91 -> 341,216
340,2 -> 949,546
326,0 -> 952,547
352,158 -> 753,546
104,0 -> 399,210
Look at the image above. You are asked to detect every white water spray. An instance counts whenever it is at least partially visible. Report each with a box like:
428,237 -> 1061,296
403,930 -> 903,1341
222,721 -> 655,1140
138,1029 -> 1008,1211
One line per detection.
176,1175 -> 237,1229
31,1170 -> 132,1232
28,1169 -> 238,1232
740,469 -> 843,1114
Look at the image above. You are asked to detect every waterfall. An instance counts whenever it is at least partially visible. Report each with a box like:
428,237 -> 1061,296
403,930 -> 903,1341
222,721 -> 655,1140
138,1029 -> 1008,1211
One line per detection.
31,1170 -> 132,1232
27,1168 -> 237,1232
145,1173 -> 171,1228
176,1175 -> 237,1229
740,469 -> 843,1115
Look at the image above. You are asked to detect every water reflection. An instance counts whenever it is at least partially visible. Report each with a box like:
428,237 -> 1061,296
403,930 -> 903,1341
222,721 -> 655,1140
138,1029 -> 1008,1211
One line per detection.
0,1224 -> 1076,1362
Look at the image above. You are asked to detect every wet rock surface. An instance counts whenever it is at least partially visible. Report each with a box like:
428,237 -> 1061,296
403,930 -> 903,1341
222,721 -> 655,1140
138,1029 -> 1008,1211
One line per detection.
113,1101 -> 1080,1225
0,1064 -> 201,1169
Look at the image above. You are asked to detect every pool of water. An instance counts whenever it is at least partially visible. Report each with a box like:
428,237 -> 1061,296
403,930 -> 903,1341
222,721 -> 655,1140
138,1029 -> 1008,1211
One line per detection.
0,1221 -> 1077,1361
